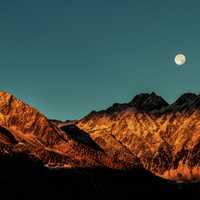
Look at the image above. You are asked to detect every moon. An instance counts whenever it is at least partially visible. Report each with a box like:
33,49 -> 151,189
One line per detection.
175,54 -> 186,65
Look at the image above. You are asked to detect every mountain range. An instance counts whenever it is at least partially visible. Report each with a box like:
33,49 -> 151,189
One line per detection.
1,90 -> 200,187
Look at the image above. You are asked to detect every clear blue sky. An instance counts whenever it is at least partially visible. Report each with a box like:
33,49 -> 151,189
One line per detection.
0,0 -> 200,120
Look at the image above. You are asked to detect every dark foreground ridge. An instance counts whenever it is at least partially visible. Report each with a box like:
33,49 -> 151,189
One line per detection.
0,153 -> 200,199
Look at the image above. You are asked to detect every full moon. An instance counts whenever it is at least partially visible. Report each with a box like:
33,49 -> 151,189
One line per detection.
175,54 -> 186,65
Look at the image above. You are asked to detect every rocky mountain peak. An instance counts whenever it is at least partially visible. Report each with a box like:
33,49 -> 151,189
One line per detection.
173,93 -> 198,106
129,92 -> 169,111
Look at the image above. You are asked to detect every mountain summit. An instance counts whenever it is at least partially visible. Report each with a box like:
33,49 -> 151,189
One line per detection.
129,92 -> 169,111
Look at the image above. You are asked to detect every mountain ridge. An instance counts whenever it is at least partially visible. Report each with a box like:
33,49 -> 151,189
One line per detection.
82,92 -> 200,118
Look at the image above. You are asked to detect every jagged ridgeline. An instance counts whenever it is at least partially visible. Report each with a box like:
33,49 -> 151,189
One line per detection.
1,91 -> 200,182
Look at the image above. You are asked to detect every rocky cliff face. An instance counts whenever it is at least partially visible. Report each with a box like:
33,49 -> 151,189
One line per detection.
0,91 -> 103,168
0,91 -> 200,182
72,92 -> 200,182
0,91 -> 139,170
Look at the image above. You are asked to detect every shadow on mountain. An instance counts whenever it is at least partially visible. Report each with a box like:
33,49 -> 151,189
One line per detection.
0,126 -> 18,144
60,124 -> 102,151
0,153 -> 199,199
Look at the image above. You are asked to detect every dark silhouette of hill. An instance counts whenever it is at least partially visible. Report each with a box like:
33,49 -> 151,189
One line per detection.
0,153 -> 200,199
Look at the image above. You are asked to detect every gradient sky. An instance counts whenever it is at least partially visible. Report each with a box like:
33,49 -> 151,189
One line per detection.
0,0 -> 200,120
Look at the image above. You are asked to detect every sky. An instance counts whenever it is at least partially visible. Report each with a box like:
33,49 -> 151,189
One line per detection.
0,0 -> 200,120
